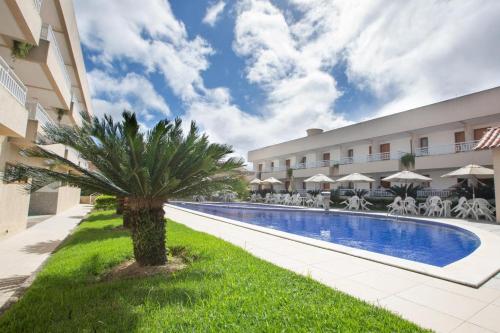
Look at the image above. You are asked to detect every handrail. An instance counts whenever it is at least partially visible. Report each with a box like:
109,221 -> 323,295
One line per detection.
41,24 -> 72,94
415,140 -> 479,156
0,56 -> 27,105
33,0 -> 43,12
27,102 -> 55,129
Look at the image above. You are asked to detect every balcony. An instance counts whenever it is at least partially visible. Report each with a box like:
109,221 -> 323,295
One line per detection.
339,152 -> 403,175
33,0 -> 43,12
0,0 -> 43,45
70,96 -> 84,127
415,140 -> 491,169
0,23 -> 73,111
415,141 -> 479,156
40,24 -> 72,101
0,56 -> 28,137
10,101 -> 56,147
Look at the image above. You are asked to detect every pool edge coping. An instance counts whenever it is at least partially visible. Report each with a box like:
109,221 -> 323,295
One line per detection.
165,203 -> 500,288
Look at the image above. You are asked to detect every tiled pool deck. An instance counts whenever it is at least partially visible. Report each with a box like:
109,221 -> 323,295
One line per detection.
165,204 -> 500,333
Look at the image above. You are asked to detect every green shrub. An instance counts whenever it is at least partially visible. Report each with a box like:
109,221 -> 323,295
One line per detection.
94,195 -> 116,210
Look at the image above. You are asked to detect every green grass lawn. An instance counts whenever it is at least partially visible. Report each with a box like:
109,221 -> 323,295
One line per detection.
0,210 -> 428,332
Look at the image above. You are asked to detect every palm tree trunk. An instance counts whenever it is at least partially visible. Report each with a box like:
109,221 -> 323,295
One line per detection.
128,199 -> 166,266
116,197 -> 124,214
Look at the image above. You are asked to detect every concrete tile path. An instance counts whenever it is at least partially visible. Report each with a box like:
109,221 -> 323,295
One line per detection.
166,206 -> 500,333
0,204 -> 92,312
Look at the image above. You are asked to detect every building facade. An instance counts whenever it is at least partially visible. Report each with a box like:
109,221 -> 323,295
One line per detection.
248,87 -> 500,195
0,0 -> 92,236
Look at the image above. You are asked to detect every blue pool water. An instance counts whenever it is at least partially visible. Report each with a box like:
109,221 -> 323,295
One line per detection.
174,202 -> 481,267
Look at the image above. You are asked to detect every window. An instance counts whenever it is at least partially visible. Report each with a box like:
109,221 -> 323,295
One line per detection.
474,127 -> 488,141
270,161 -> 274,169
322,152 -> 330,161
454,131 -> 466,153
302,182 -> 306,189
368,146 -> 372,155
258,164 -> 263,171
419,137 -> 429,155
285,159 -> 291,169
322,183 -> 330,190
300,156 -> 306,163
380,143 -> 390,160
454,131 -> 465,143
347,149 -> 354,157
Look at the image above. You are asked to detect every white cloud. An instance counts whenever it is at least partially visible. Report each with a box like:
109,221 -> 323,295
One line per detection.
88,70 -> 170,119
203,1 -> 226,27
75,0 -> 500,161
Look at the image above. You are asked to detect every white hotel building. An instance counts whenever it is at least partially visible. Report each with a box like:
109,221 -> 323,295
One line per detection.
248,87 -> 500,195
0,0 -> 92,236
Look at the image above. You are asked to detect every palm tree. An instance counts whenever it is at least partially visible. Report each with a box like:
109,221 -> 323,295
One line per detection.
5,111 -> 243,266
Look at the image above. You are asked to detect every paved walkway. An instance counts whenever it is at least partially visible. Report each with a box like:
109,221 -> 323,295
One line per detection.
166,206 -> 500,333
0,204 -> 92,312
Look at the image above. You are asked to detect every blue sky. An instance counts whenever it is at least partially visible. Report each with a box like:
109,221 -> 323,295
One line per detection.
75,0 -> 500,160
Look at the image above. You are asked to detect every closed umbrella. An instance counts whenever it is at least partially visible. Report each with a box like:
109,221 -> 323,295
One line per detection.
441,164 -> 494,198
304,173 -> 335,191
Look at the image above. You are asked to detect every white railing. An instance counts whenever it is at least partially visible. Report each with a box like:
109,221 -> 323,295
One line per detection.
417,189 -> 452,198
27,102 -> 55,130
341,151 -> 406,165
0,56 -> 27,105
71,96 -> 83,127
367,152 -> 390,162
415,140 -> 479,156
65,146 -> 88,170
33,0 -> 43,12
41,24 -> 72,94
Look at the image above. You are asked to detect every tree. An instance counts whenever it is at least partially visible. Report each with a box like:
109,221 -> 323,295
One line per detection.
5,111 -> 243,266
400,153 -> 415,170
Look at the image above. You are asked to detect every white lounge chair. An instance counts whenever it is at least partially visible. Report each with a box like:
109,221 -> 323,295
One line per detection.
426,196 -> 443,216
418,196 -> 431,215
403,196 -> 418,215
441,200 -> 453,217
387,196 -> 404,215
342,195 -> 360,210
452,197 -> 471,218
360,197 -> 372,211
470,198 -> 495,221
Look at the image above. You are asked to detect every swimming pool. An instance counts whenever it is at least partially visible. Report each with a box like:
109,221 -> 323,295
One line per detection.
174,202 -> 481,267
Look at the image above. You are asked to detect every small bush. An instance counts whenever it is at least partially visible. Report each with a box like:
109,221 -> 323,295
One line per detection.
94,195 -> 116,210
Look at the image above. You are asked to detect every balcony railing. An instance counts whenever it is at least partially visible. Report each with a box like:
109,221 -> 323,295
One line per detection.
27,102 -> 55,130
71,96 -> 83,127
41,24 -> 72,95
342,151 -> 405,164
338,188 -> 452,198
415,140 -> 479,157
33,0 -> 43,12
0,56 -> 27,106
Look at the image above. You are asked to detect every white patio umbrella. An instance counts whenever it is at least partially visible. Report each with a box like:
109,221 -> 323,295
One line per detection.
249,178 -> 262,191
262,177 -> 282,192
441,164 -> 494,198
336,173 -> 375,192
382,170 -> 432,198
304,174 -> 335,191
249,178 -> 263,185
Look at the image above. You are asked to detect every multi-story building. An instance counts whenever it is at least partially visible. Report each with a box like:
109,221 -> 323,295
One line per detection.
0,0 -> 92,236
248,86 -> 500,196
